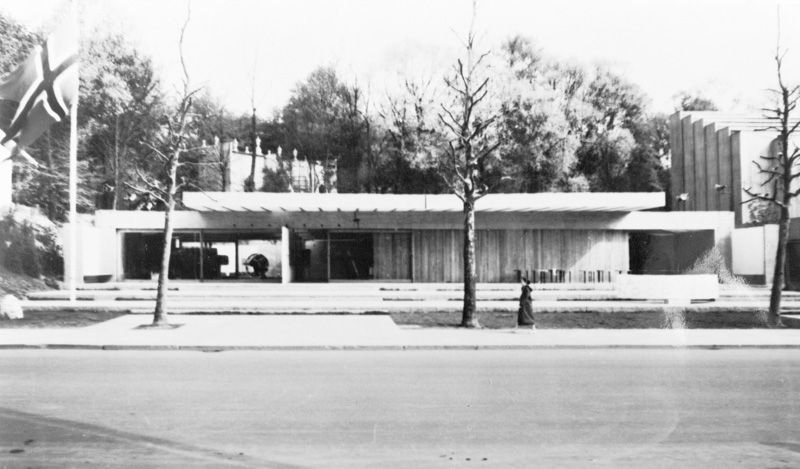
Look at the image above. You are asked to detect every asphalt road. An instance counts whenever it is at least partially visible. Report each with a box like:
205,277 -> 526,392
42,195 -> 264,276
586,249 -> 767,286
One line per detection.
1,349 -> 799,468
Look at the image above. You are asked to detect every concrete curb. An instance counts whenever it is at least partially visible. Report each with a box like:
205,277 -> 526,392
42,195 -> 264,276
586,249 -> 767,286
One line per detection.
21,303 -> 794,315
3,343 -> 800,351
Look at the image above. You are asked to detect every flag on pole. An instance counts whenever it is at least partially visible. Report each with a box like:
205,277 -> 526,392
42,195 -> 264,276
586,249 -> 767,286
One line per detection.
0,19 -> 79,149
0,14 -> 81,300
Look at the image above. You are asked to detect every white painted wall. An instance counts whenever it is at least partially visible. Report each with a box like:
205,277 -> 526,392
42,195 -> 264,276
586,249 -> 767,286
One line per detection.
616,274 -> 719,302
733,226 -> 765,275
281,226 -> 291,283
62,222 -> 116,282
229,151 -> 265,192
732,225 -> 778,282
738,132 -> 777,225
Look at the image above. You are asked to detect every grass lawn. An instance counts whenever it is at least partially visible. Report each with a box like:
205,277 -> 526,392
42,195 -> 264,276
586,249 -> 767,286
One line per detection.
0,311 -> 126,328
0,265 -> 778,329
0,309 -> 772,329
390,309 -> 771,329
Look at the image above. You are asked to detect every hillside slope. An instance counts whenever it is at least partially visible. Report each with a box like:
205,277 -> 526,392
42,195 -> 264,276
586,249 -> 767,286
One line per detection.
0,264 -> 56,298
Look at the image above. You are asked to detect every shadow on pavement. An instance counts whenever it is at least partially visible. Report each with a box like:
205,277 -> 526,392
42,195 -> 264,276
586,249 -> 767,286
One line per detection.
0,407 -> 303,468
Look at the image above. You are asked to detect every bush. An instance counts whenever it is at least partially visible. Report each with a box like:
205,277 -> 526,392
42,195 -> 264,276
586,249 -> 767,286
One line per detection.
37,226 -> 63,278
0,213 -> 61,279
3,221 -> 41,278
262,167 -> 292,192
684,246 -> 745,286
745,199 -> 781,226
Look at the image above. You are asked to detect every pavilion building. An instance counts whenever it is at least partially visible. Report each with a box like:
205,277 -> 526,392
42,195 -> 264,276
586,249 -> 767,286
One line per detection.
65,191 -> 733,284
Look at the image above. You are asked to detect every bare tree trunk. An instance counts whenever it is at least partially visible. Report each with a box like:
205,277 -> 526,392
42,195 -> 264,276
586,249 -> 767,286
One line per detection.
247,108 -> 257,192
365,118 -> 373,193
219,141 -> 229,191
437,0 -> 495,328
323,154 -> 330,192
113,114 -> 122,210
747,47 -> 798,329
769,205 -> 789,327
143,5 -> 198,327
153,150 -> 180,326
461,196 -> 479,327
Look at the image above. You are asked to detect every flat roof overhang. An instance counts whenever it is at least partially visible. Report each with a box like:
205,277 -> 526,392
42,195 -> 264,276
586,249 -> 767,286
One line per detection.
182,192 -> 666,213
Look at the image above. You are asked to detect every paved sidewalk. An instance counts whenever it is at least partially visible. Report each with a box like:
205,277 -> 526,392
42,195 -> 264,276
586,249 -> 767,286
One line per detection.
21,297 -> 799,314
2,315 -> 800,350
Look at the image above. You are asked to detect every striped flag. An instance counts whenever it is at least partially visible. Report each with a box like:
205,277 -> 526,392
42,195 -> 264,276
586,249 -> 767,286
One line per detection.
0,19 -> 79,149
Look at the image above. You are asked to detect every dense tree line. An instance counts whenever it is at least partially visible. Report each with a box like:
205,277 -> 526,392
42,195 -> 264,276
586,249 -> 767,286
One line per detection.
0,12 -> 676,223
255,36 -> 673,199
257,37 -> 672,198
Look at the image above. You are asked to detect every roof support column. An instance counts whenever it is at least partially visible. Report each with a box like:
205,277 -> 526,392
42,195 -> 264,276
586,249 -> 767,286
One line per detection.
281,225 -> 292,284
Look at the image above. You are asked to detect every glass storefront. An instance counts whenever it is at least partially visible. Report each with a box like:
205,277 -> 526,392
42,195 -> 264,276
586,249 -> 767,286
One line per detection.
121,229 -> 411,282
122,231 -> 282,281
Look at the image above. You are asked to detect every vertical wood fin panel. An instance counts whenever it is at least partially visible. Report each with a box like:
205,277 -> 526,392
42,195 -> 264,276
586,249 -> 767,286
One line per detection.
705,123 -> 719,210
717,127 -> 732,212
670,113 -> 685,211
694,119 -> 707,210
731,132 -> 743,225
682,116 -> 696,211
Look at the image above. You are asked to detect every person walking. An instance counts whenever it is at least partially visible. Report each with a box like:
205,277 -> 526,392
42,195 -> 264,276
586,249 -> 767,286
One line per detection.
517,278 -> 536,329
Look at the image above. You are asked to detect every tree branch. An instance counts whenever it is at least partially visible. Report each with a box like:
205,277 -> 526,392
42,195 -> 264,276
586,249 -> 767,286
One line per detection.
178,4 -> 192,93
142,142 -> 170,163
743,186 -> 785,207
476,141 -> 501,163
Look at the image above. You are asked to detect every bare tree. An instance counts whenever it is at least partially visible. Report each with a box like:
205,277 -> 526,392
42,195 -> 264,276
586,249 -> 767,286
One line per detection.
358,80 -> 377,192
245,56 -> 267,192
126,10 -> 205,326
743,47 -> 800,328
438,0 -> 499,328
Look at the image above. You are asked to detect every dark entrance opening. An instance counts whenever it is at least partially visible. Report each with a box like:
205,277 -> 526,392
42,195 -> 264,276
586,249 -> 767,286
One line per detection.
629,230 -> 715,275
292,230 -> 408,282
329,232 -> 373,280
293,230 -> 328,282
787,241 -> 800,290
123,232 -> 202,280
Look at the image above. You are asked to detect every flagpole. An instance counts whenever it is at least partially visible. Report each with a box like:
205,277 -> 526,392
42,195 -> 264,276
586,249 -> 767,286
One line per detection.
68,0 -> 79,303
69,98 -> 77,303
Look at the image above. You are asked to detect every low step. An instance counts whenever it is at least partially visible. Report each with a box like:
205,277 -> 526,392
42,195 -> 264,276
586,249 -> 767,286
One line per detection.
20,299 -> 776,315
781,315 -> 800,329
25,290 -> 623,302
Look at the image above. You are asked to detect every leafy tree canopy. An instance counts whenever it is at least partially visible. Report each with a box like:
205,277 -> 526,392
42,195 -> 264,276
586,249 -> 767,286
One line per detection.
282,66 -> 366,192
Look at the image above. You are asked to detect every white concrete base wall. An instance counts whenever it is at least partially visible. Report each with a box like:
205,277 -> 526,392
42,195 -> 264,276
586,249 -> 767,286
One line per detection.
281,226 -> 292,284
62,222 -> 116,283
616,274 -> 720,302
732,225 -> 778,283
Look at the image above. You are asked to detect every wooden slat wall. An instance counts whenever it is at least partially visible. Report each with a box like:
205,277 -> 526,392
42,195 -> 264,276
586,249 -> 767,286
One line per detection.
373,233 -> 412,280
717,127 -> 733,212
682,116 -> 696,211
705,123 -> 719,210
412,229 -> 629,283
669,113 -> 685,211
670,113 -> 800,223
397,233 -> 411,279
731,132 -> 743,225
412,230 -> 462,282
373,233 -> 389,279
694,119 -> 707,210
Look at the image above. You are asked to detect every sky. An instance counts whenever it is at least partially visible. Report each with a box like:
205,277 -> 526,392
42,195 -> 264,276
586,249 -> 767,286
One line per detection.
3,0 -> 800,117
